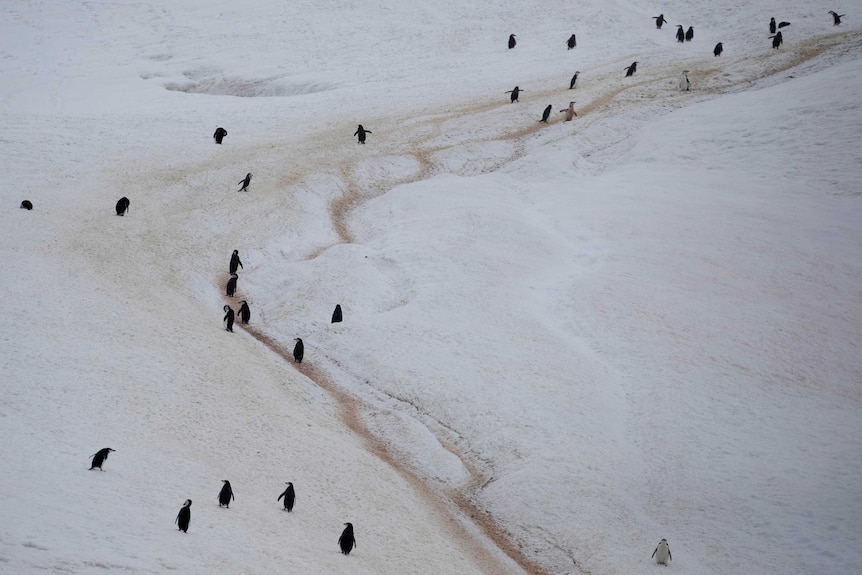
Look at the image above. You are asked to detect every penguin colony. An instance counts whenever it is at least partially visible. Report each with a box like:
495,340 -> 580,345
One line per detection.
73,7 -> 848,566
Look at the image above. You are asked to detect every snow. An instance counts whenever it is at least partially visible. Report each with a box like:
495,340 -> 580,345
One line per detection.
1,1 -> 861,574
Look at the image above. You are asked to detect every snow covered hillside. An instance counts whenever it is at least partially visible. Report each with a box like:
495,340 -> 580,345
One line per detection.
1,1 -> 860,574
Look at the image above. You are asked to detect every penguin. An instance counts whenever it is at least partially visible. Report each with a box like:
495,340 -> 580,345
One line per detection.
714,42 -> 723,56
175,499 -> 192,533
226,273 -> 238,297
229,249 -> 243,275
569,71 -> 579,89
218,480 -> 235,508
829,11 -> 845,25
559,101 -> 576,121
624,62 -> 638,77
505,86 -> 523,102
539,104 -> 552,123
115,197 -> 130,216
778,21 -> 791,29
293,337 -> 304,363
331,303 -> 343,323
277,482 -> 295,512
679,70 -> 690,91
223,305 -> 235,332
770,17 -> 777,34
338,522 -> 356,555
237,173 -> 252,192
653,14 -> 667,29
566,34 -> 577,49
238,300 -> 250,324
354,124 -> 372,144
508,34 -> 516,49
20,200 -> 33,210
89,447 -> 115,471
676,25 -> 685,42
652,539 -> 672,565
685,26 -> 694,41
213,127 -> 227,144
769,31 -> 783,49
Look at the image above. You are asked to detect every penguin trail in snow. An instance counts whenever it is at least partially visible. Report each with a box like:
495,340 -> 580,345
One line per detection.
89,447 -> 115,470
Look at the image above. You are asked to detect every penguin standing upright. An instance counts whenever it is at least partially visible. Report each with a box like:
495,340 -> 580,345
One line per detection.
175,499 -> 192,533
624,62 -> 638,77
218,480 -> 235,508
508,34 -> 517,49
505,86 -> 523,102
229,249 -> 243,275
226,273 -> 238,297
223,305 -> 235,332
679,70 -> 690,91
238,300 -> 250,324
331,304 -> 343,323
293,338 -> 304,363
685,26 -> 694,41
213,127 -> 227,144
539,104 -> 553,123
652,539 -> 672,565
676,25 -> 685,42
20,200 -> 33,210
115,197 -> 130,216
653,14 -> 667,29
354,125 -> 372,144
713,42 -> 723,56
770,31 -> 783,49
237,173 -> 252,192
770,17 -> 777,34
277,482 -> 296,512
89,448 -> 115,470
559,101 -> 576,121
338,523 -> 356,555
569,71 -> 579,89
566,34 -> 577,49
829,11 -> 846,25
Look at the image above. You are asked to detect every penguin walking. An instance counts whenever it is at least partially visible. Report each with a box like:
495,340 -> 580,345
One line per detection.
539,104 -> 553,123
175,499 -> 192,533
354,124 -> 372,144
770,17 -> 777,34
237,173 -> 252,192
713,42 -> 723,56
331,304 -> 343,323
676,25 -> 685,42
223,305 -> 235,332
115,197 -> 130,216
338,523 -> 356,555
653,14 -> 667,29
20,200 -> 33,210
229,249 -> 243,275
508,34 -> 516,49
89,448 -> 115,471
770,31 -> 783,49
505,86 -> 523,102
218,480 -> 235,508
652,539 -> 672,565
569,71 -> 579,89
624,62 -> 638,77
238,300 -> 250,324
559,101 -> 577,121
213,127 -> 227,144
829,11 -> 846,25
226,273 -> 238,297
293,338 -> 304,363
277,482 -> 295,512
679,70 -> 690,91
685,26 -> 694,41
566,34 -> 577,49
